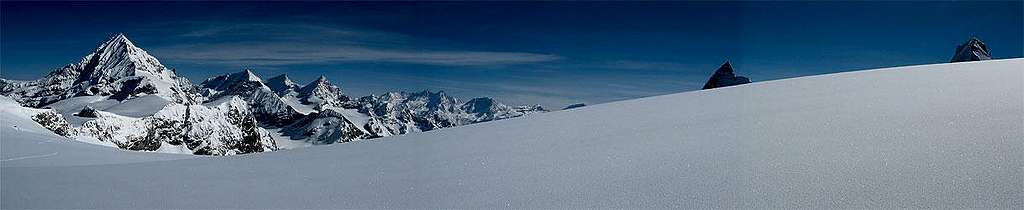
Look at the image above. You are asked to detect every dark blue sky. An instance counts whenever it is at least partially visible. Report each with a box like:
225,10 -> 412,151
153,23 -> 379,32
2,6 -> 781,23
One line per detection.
2,1 -> 1022,108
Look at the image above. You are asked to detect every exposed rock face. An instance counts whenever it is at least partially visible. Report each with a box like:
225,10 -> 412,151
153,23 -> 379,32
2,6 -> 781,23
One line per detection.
31,111 -> 77,138
563,103 -> 586,110
202,73 -> 548,145
356,91 -> 468,137
78,97 -> 278,155
200,70 -> 304,127
264,74 -> 301,96
950,37 -> 993,63
296,76 -> 350,108
351,91 -> 546,138
76,106 -> 100,118
702,61 -> 751,90
0,33 -> 201,107
281,109 -> 368,144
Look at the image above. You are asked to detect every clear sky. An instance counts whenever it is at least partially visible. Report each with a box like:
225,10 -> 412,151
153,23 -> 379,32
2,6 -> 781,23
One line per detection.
2,1 -> 1022,109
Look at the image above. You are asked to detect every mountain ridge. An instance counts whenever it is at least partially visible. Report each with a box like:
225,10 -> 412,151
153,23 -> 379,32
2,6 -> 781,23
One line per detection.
1,34 -> 546,154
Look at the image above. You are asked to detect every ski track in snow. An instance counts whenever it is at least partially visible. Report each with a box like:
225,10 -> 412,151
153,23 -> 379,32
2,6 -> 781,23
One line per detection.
0,152 -> 59,162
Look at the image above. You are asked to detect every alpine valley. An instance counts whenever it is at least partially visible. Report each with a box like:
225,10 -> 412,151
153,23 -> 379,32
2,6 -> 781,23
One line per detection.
0,34 -> 546,155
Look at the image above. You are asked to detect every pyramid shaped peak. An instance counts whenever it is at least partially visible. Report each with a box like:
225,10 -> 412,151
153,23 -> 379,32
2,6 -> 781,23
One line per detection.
242,69 -> 260,79
227,69 -> 263,82
702,61 -> 750,90
714,61 -> 735,74
265,74 -> 300,94
304,75 -> 331,87
99,33 -> 137,50
950,36 -> 992,62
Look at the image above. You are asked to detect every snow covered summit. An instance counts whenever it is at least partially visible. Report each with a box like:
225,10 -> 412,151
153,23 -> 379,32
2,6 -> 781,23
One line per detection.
0,33 -> 201,107
950,37 -> 993,62
295,75 -> 350,108
264,74 -> 301,96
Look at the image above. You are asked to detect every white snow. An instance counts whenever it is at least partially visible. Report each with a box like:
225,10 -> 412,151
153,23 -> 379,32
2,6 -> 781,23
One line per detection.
101,94 -> 174,117
0,96 -> 191,167
2,59 -> 1022,208
267,128 -> 315,149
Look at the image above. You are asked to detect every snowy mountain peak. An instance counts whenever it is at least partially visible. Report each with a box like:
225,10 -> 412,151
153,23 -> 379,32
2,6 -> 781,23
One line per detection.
202,69 -> 268,92
265,74 -> 300,95
702,61 -> 751,90
297,75 -> 348,107
0,33 -> 201,107
237,69 -> 263,82
950,37 -> 992,63
88,33 -> 165,75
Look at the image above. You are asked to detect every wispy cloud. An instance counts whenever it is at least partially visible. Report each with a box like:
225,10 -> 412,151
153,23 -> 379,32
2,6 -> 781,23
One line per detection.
154,42 -> 560,66
146,22 -> 561,67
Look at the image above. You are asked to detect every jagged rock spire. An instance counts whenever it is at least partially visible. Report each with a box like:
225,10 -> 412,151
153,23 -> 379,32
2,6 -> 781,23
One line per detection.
702,61 -> 751,90
950,37 -> 992,63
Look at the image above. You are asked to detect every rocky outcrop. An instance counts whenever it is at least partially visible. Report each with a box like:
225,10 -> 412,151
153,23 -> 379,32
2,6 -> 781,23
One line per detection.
31,111 -> 77,138
563,103 -> 586,110
76,106 -> 100,118
281,109 -> 368,144
78,97 -> 278,155
950,37 -> 993,63
702,61 -> 751,90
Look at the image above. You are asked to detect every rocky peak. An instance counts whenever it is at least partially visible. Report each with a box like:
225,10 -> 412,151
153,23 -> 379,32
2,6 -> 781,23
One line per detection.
0,33 -> 201,107
80,33 -> 169,81
702,61 -> 751,90
265,74 -> 300,95
950,37 -> 992,63
297,75 -> 348,106
462,97 -> 497,113
201,69 -> 268,92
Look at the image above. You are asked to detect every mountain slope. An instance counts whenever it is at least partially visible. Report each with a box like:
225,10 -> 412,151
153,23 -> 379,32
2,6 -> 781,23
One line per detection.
4,59 -> 1020,208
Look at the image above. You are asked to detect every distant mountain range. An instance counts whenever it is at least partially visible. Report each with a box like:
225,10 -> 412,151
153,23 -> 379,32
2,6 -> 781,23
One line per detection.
1,34 -> 546,155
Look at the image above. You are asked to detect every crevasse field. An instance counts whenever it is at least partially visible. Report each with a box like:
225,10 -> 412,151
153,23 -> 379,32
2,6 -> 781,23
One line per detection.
2,59 -> 1021,208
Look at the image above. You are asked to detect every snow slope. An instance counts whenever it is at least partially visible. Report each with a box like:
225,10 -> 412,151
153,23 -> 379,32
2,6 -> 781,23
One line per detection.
2,59 -> 1022,208
0,97 -> 191,167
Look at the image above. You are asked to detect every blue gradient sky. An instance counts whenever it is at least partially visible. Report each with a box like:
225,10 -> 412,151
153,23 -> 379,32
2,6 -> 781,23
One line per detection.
2,1 -> 1022,108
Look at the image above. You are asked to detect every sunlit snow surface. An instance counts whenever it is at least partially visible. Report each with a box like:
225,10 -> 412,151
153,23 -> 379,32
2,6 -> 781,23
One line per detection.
2,59 -> 1022,208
